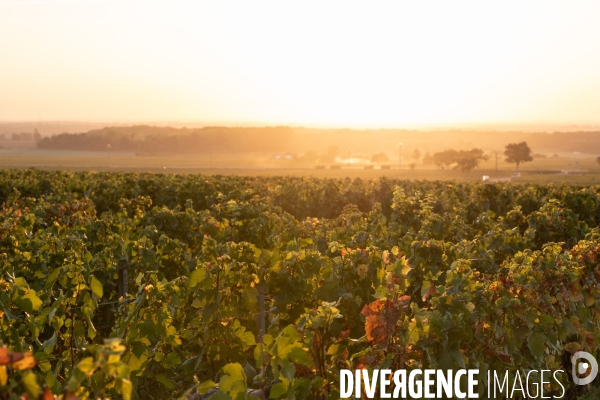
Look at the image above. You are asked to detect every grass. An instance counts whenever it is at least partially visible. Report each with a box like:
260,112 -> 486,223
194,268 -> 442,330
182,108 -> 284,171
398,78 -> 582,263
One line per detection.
2,148 -> 600,185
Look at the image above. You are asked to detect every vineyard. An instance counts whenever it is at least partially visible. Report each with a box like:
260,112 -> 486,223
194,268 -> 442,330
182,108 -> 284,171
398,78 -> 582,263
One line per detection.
0,170 -> 599,399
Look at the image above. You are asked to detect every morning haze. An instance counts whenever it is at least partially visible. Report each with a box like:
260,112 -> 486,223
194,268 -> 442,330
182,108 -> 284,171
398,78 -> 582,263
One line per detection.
3,2 -> 600,399
2,1 -> 600,126
2,1 -> 600,183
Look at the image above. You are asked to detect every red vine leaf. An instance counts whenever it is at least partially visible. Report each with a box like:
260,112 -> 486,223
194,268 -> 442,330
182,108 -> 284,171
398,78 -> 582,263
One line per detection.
361,296 -> 410,346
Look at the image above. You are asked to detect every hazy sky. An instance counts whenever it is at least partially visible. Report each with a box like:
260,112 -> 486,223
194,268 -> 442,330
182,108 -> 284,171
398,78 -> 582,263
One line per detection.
2,0 -> 600,127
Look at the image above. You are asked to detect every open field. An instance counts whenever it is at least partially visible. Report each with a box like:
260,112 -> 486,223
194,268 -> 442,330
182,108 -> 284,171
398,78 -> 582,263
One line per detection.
2,148 -> 600,184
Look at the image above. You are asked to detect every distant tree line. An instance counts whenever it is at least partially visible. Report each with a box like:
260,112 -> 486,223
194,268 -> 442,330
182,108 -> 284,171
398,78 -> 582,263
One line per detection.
4,129 -> 42,141
31,123 -> 600,161
37,126 -> 294,153
37,124 -> 540,173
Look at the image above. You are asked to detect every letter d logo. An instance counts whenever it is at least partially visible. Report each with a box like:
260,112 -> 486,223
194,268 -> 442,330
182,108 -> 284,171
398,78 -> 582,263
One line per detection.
572,351 -> 598,385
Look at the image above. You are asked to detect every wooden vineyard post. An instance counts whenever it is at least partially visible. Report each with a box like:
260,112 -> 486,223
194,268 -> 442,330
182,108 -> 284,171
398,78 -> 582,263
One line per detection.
117,258 -> 128,298
257,282 -> 267,385
257,283 -> 266,343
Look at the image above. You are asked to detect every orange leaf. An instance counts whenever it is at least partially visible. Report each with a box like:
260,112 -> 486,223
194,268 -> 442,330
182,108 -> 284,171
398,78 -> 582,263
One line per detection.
41,387 -> 54,400
0,347 -> 10,365
361,296 -> 410,346
0,347 -> 28,366
11,352 -> 36,371
423,285 -> 436,301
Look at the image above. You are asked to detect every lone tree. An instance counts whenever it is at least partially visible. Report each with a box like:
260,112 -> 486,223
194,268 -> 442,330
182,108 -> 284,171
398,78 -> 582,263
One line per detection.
504,142 -> 533,170
422,151 -> 433,165
596,156 -> 600,166
432,149 -> 458,169
454,148 -> 488,172
371,152 -> 390,163
431,148 -> 487,171
410,148 -> 421,170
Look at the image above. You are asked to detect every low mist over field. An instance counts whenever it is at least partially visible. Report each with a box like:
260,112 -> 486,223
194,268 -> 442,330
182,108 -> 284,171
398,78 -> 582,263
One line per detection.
4,123 -> 600,156
4,123 -> 600,185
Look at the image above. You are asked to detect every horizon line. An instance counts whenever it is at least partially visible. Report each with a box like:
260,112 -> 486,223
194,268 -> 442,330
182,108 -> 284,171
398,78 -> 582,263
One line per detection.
2,119 -> 600,131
